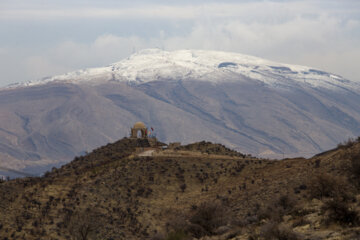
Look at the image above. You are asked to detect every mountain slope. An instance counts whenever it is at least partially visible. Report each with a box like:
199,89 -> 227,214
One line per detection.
1,137 -> 360,239
1,49 -> 360,173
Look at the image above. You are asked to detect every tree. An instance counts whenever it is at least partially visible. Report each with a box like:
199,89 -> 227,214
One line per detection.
180,183 -> 187,192
68,209 -> 100,240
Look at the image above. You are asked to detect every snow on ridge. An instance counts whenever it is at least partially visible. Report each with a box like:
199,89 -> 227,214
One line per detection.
4,49 -> 358,91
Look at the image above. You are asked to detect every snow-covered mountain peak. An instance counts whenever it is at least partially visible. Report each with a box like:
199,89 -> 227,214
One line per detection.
6,49 -> 358,90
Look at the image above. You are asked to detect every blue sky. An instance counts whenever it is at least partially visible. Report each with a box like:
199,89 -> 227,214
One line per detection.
0,0 -> 359,86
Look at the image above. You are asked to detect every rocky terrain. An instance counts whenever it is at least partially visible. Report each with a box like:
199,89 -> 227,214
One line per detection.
1,136 -> 360,239
1,49 -> 360,174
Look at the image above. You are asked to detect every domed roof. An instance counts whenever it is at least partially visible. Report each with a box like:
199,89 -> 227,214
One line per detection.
133,121 -> 146,129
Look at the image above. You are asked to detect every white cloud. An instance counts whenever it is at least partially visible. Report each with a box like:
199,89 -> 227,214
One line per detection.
2,35 -> 150,84
157,15 -> 360,81
47,35 -> 148,67
24,56 -> 68,79
0,5 -> 214,20
0,1 -> 353,21
0,1 -> 360,85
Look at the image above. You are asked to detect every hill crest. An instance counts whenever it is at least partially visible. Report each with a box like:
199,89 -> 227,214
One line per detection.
1,137 -> 360,239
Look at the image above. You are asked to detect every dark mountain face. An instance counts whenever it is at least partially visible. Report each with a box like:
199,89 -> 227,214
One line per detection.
0,76 -> 360,174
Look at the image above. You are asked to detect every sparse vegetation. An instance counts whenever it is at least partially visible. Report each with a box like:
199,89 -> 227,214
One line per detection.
165,230 -> 189,240
350,151 -> 360,181
258,194 -> 297,222
68,209 -> 100,240
165,201 -> 232,238
1,137 -> 360,239
337,137 -> 360,149
260,222 -> 301,240
322,198 -> 359,226
309,173 -> 353,200
180,183 -> 187,192
188,201 -> 231,237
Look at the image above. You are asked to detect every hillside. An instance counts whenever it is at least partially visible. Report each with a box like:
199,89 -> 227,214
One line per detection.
1,49 -> 360,174
1,137 -> 360,239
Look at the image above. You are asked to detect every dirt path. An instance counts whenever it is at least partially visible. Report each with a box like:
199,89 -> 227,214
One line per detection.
138,150 -> 155,157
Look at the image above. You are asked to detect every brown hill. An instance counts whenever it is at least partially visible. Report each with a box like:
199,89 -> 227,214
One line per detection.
1,137 -> 360,239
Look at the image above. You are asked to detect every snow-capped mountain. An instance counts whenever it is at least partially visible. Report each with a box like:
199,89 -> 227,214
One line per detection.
1,49 -> 360,174
10,49 -> 358,91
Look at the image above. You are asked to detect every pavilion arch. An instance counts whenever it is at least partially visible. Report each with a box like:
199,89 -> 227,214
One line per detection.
130,122 -> 148,138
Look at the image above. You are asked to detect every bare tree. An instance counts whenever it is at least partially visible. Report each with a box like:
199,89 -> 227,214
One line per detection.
68,209 -> 100,240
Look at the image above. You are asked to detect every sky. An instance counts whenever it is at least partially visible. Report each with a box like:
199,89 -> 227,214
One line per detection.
0,0 -> 359,86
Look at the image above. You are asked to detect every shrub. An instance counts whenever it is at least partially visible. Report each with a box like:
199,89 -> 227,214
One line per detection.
67,209 -> 100,240
180,183 -> 187,192
258,194 -> 297,222
188,201 -> 231,237
166,213 -> 188,234
322,198 -> 359,226
350,151 -> 360,180
166,201 -> 232,238
309,173 -> 353,201
186,224 -> 207,238
277,195 -> 297,212
338,138 -> 358,148
165,230 -> 189,240
260,222 -> 301,240
150,233 -> 165,240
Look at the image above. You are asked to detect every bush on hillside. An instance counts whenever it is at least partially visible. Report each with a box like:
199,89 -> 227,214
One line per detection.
166,201 -> 232,238
322,198 -> 359,226
188,201 -> 231,237
309,173 -> 353,201
165,230 -> 189,240
258,194 -> 297,222
260,222 -> 301,240
166,213 -> 188,234
337,137 -> 360,149
67,209 -> 101,240
350,151 -> 360,180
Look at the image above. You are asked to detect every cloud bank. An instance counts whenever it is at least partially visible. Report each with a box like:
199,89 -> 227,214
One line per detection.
0,1 -> 359,85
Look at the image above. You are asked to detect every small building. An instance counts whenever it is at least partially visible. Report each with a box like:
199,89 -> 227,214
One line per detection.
130,121 -> 148,138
